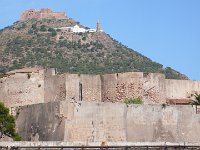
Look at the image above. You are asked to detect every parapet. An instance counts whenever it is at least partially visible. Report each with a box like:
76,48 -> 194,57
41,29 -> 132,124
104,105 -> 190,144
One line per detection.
6,67 -> 42,75
20,8 -> 67,21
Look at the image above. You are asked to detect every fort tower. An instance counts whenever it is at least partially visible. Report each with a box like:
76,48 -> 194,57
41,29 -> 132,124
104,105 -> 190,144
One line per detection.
96,19 -> 101,32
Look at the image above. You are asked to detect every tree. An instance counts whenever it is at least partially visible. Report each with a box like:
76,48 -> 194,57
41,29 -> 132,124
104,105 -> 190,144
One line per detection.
190,93 -> 200,105
40,25 -> 47,32
48,27 -> 57,37
82,36 -> 86,41
0,102 -> 21,141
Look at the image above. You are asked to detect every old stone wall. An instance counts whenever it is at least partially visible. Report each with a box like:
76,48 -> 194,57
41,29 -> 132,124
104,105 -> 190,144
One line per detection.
65,74 -> 80,101
143,73 -> 166,104
16,102 -> 65,141
0,71 -> 44,108
80,74 -> 101,102
165,79 -> 200,99
16,101 -> 200,143
2,68 -> 200,108
100,72 -> 166,104
63,102 -> 126,142
20,9 -> 67,21
65,74 -> 101,102
39,12 -> 66,20
101,72 -> 144,102
126,105 -> 200,142
44,74 -> 66,103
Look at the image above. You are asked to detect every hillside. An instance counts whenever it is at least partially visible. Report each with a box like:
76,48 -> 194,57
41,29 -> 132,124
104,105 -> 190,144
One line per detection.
0,18 -> 188,79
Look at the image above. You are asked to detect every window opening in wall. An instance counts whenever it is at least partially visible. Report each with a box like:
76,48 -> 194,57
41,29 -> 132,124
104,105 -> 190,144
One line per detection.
79,82 -> 83,101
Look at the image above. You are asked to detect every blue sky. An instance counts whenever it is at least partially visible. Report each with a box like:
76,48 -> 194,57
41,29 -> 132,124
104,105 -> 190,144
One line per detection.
1,0 -> 200,80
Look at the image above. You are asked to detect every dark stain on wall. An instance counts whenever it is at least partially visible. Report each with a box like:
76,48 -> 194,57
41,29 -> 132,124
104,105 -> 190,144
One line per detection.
16,102 -> 65,141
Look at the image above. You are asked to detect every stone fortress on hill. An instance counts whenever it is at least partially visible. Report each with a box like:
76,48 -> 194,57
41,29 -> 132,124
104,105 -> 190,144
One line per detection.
1,68 -> 200,143
1,68 -> 200,108
20,8 -> 102,33
1,8 -> 200,144
20,8 -> 67,21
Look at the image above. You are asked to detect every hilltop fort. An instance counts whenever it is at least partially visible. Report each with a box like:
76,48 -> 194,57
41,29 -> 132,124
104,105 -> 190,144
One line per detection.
0,68 -> 200,142
0,8 -> 187,80
0,68 -> 199,108
1,8 -> 200,144
20,8 -> 67,21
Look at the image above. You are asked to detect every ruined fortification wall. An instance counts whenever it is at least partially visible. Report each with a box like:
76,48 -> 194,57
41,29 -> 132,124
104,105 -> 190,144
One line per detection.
80,74 -> 101,102
0,71 -> 44,108
101,72 -> 165,104
16,102 -> 65,141
38,12 -> 66,20
1,68 -> 200,108
65,74 -> 101,102
165,79 -> 200,99
63,101 -> 126,142
143,73 -> 166,104
20,9 -> 67,21
126,105 -> 200,142
16,101 -> 200,142
65,74 -> 80,101
101,72 -> 143,102
63,73 -> 200,103
44,74 -> 66,103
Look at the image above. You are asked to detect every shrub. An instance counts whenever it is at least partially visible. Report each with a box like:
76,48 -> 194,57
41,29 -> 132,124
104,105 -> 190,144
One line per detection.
124,97 -> 143,105
28,29 -> 33,34
51,31 -> 57,37
40,25 -> 47,32
48,28 -> 57,37
14,133 -> 22,141
82,37 -> 86,41
0,102 -> 21,141
27,73 -> 31,79
31,24 -> 37,30
48,27 -> 55,32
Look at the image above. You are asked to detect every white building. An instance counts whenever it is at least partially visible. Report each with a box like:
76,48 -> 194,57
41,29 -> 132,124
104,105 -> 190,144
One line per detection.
72,25 -> 86,33
56,24 -> 102,33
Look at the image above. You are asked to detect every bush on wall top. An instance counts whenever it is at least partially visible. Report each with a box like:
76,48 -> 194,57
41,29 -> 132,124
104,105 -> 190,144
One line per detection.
124,97 -> 143,105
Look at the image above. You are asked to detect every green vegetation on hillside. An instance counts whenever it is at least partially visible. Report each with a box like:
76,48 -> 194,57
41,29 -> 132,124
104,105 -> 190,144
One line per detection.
0,19 -> 188,79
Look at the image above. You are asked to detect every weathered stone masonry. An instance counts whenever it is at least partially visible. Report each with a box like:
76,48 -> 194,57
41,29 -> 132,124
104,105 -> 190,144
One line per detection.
20,8 -> 67,21
16,101 -> 200,142
1,68 -> 200,143
0,68 -> 45,108
1,68 -> 200,108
